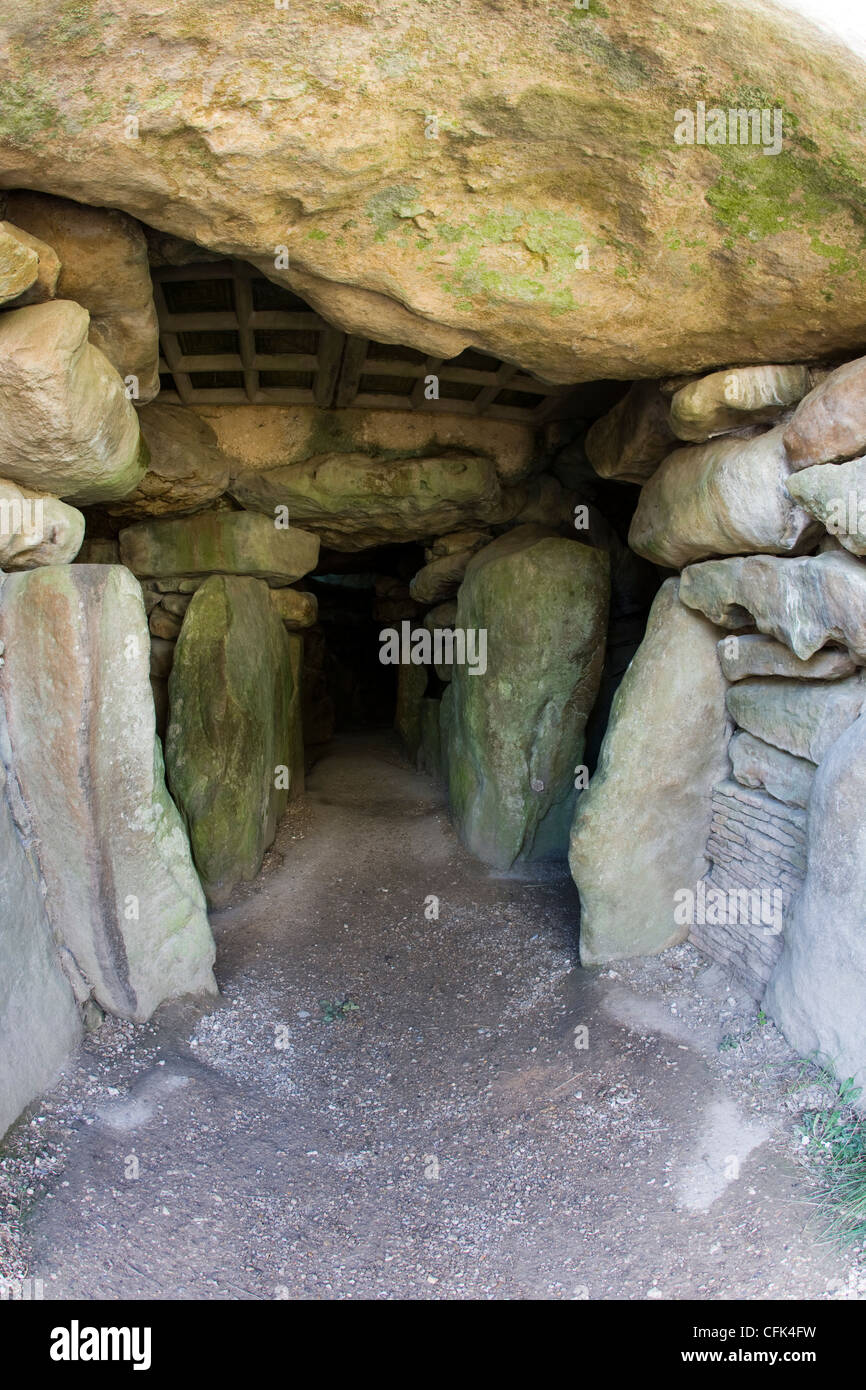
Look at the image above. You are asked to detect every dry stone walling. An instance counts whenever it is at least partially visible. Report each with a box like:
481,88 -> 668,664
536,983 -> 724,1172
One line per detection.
571,359 -> 866,1099
4,0 -> 866,1134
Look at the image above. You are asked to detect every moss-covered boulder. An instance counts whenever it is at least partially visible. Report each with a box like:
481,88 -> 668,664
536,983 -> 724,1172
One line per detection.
444,525 -> 609,869
119,510 -> 320,584
166,576 -> 297,906
395,661 -> 428,763
2,3 -> 866,380
231,452 -> 507,551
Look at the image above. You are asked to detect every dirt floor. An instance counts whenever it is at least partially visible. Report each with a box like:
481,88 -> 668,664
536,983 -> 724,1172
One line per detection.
2,732 -> 864,1300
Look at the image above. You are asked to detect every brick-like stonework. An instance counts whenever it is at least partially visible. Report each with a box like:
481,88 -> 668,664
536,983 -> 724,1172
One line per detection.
691,778 -> 807,998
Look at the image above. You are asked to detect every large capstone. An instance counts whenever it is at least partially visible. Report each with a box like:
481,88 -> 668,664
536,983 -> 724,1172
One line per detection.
0,300 -> 147,504
166,575 -> 297,907
629,425 -> 819,570
3,4 -> 866,381
444,525 -> 608,870
766,713 -> 866,1096
0,565 -> 217,1022
569,579 -> 729,964
119,510 -> 320,585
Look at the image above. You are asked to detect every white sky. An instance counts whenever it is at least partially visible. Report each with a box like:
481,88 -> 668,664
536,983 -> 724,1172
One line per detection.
775,0 -> 866,59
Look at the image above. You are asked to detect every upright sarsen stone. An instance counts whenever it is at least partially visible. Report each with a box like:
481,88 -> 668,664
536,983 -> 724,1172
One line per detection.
0,565 -> 217,1023
444,525 -> 609,870
166,576 -> 297,906
570,580 -> 729,965
0,757 -> 82,1141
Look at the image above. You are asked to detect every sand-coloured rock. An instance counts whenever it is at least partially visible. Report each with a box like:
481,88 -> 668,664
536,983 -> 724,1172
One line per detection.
783,354 -> 866,469
0,477 -> 84,568
3,3 -> 866,381
669,365 -> 810,442
0,220 -> 38,303
629,425 -> 819,570
728,731 -> 816,809
232,453 -> 505,551
4,191 -> 160,402
726,675 -> 866,763
108,403 -> 232,519
717,633 -> 856,682
0,219 -> 60,305
585,381 -> 676,484
0,300 -> 146,504
680,552 -> 866,663
269,588 -> 318,630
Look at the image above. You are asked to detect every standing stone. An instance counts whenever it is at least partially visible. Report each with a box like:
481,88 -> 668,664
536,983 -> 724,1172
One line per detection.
766,713 -> 866,1096
166,576 -> 296,906
629,425 -> 819,569
4,191 -> 160,402
726,675 -> 866,763
0,300 -> 147,504
445,526 -> 609,870
679,552 -> 866,663
0,755 -> 82,1141
570,580 -> 729,964
669,364 -> 810,442
286,633 -> 305,800
395,661 -> 428,763
418,697 -> 444,779
783,354 -> 866,468
119,510 -> 320,585
0,565 -> 217,1022
0,478 -> 84,568
585,381 -> 677,484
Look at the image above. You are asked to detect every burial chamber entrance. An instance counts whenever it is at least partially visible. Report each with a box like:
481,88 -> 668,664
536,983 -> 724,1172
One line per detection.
73,252 -> 658,908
